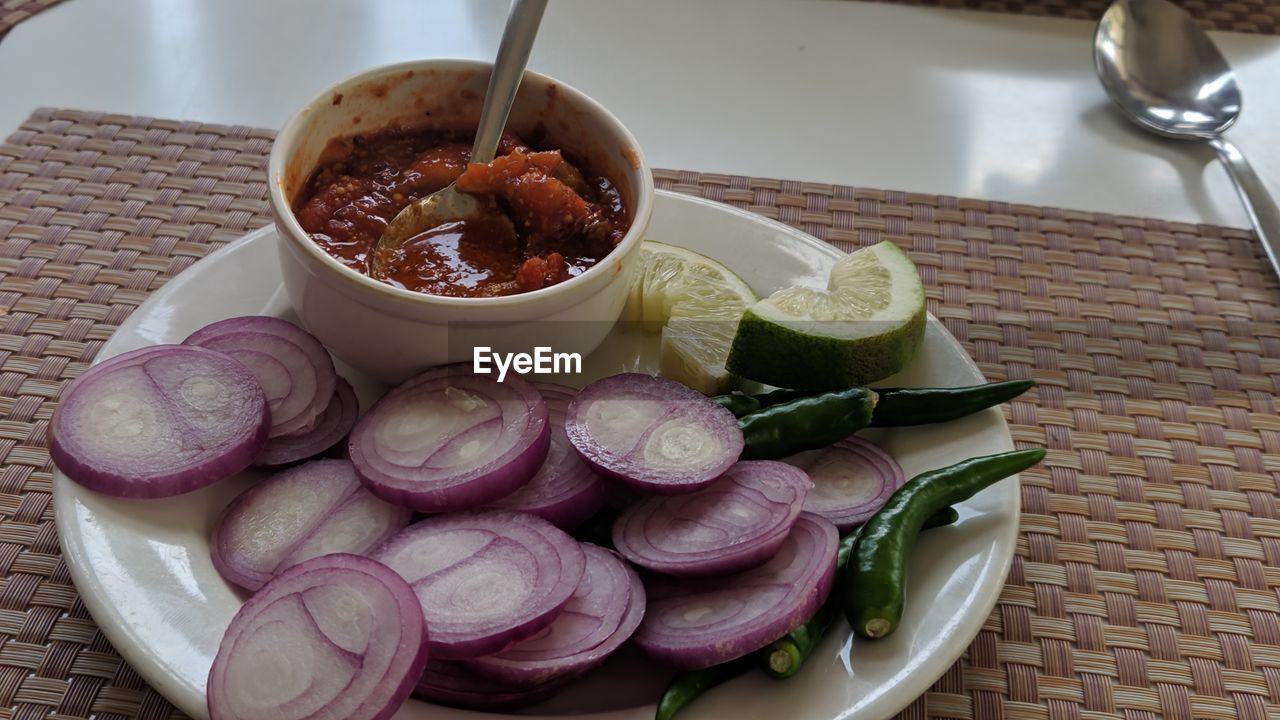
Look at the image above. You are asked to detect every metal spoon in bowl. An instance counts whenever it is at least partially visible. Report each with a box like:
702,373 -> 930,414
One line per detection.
370,0 -> 548,280
1094,0 -> 1280,276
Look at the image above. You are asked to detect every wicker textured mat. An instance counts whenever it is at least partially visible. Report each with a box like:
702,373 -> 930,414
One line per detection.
869,0 -> 1280,35
0,0 -> 62,37
1,107 -> 1278,720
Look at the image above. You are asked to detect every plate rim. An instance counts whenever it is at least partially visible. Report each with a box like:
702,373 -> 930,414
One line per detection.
53,189 -> 1019,720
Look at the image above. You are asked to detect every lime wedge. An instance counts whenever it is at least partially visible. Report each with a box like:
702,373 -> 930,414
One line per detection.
726,241 -> 925,390
625,241 -> 757,394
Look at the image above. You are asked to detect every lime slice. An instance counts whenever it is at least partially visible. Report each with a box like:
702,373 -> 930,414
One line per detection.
625,241 -> 757,394
726,241 -> 925,390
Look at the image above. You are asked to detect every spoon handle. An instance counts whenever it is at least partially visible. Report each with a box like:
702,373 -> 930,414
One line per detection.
471,0 -> 548,165
1208,136 -> 1280,279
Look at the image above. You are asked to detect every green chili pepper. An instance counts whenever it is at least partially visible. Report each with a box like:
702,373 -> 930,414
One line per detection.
870,379 -> 1034,427
750,387 -> 810,408
712,393 -> 762,418
655,655 -> 755,720
922,505 -> 960,530
737,387 -> 877,460
651,507 -> 962,715
758,506 -> 960,679
845,448 -> 1046,640
737,379 -> 1032,426
760,601 -> 839,679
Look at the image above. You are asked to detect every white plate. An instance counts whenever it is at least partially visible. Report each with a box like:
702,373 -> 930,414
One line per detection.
53,190 -> 1017,720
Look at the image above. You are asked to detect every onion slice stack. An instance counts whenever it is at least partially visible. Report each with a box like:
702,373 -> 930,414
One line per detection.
790,437 -> 905,531
50,345 -> 269,498
633,513 -> 839,669
350,366 -> 550,512
213,459 -> 411,591
185,316 -> 337,438
464,544 -> 646,686
371,511 -> 586,659
487,382 -> 607,530
207,553 -> 428,720
565,373 -> 744,494
255,378 -> 358,467
414,660 -> 567,711
612,460 -> 812,576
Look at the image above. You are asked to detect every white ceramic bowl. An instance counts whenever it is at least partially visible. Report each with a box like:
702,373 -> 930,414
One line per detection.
268,59 -> 654,384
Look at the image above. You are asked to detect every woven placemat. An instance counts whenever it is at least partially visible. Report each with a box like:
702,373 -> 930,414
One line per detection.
1,107 -> 1278,720
869,0 -> 1280,35
0,0 -> 62,37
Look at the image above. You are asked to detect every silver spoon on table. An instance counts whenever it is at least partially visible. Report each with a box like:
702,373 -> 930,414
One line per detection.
1094,0 -> 1280,276
370,0 -> 548,279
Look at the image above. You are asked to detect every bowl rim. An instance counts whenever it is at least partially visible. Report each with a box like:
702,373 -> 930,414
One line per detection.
267,58 -> 655,309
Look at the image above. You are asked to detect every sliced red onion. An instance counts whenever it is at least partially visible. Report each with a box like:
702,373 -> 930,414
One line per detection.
565,373 -> 744,495
633,513 -> 838,669
414,660 -> 565,710
463,544 -> 645,687
486,382 -> 607,530
612,460 -> 811,576
213,459 -> 411,591
255,378 -> 358,467
50,344 -> 269,499
207,553 -> 428,720
349,365 -> 549,512
371,511 -> 586,659
185,316 -> 337,438
789,437 -> 906,531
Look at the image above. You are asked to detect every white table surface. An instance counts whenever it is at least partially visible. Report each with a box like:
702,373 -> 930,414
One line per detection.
1,0 -> 1278,228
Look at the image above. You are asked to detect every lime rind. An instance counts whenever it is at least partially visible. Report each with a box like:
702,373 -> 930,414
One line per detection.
727,242 -> 926,390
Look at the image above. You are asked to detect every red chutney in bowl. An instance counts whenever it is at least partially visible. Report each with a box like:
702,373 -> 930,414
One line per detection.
293,128 -> 630,298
